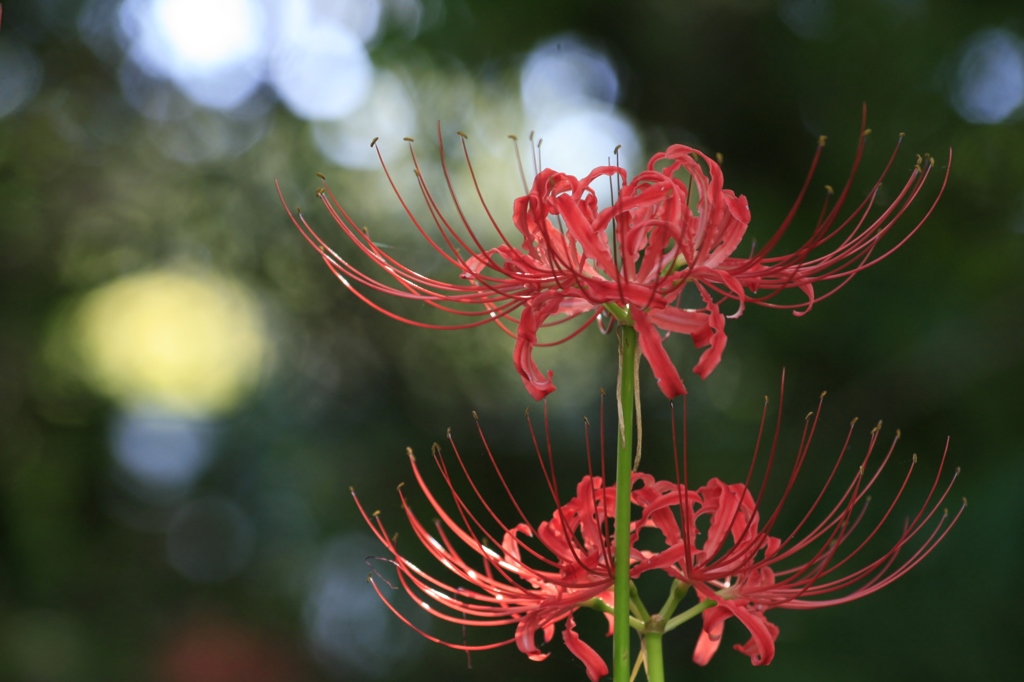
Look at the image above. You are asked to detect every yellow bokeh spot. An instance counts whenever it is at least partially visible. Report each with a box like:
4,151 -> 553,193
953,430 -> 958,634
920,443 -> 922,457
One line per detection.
74,269 -> 268,416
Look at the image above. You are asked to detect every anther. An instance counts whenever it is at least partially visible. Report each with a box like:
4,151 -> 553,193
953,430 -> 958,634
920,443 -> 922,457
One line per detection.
715,152 -> 724,165
315,187 -> 326,197
895,429 -> 901,439
862,128 -> 872,137
406,447 -> 415,461
820,390 -> 827,399
396,482 -> 405,491
614,144 -> 622,154
962,496 -> 968,507
472,411 -> 479,420
824,184 -> 834,194
508,134 -> 517,140
457,131 -> 468,139
316,172 -> 326,180
955,466 -> 961,475
818,135 -> 828,146
850,417 -> 859,426
373,509 -> 381,516
899,132 -> 906,138
912,453 -> 918,464
370,137 -> 379,147
404,136 -> 414,142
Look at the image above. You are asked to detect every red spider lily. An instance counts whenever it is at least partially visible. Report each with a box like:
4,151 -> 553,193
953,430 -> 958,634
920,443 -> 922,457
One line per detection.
630,384 -> 963,667
283,109 -> 949,401
353,413 -> 627,681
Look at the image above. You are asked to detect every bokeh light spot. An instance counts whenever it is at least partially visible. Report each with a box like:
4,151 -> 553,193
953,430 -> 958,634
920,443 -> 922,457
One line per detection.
0,42 -> 45,119
312,70 -> 416,169
520,34 -> 619,119
270,25 -> 374,120
119,0 -> 267,110
74,269 -> 269,416
951,28 -> 1024,125
779,0 -> 834,41
111,408 -> 215,494
304,534 -> 426,678
531,108 -> 641,184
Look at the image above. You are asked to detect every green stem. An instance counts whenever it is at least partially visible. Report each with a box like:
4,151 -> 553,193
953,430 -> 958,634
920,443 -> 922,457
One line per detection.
580,597 -> 645,631
612,326 -> 637,682
664,598 -> 717,633
643,632 -> 666,682
657,579 -> 691,620
629,581 -> 651,622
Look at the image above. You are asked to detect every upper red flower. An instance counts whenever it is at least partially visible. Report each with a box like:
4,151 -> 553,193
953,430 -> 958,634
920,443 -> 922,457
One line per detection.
630,390 -> 963,666
283,110 -> 948,400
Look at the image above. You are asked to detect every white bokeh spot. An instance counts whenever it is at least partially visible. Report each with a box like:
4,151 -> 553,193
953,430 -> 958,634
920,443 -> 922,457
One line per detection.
951,28 -> 1024,125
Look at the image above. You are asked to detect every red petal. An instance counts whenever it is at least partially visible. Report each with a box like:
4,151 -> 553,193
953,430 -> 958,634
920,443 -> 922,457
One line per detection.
632,308 -> 686,399
513,302 -> 557,400
690,292 -> 727,379
515,617 -> 551,662
730,606 -> 779,666
692,605 -> 730,666
562,614 -> 609,681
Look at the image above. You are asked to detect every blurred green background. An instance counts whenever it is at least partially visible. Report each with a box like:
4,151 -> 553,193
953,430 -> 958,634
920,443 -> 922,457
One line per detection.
1,0 -> 1021,680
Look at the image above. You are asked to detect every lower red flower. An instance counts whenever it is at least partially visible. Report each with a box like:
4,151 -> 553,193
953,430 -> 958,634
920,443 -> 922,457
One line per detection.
353,419 -> 624,681
630,387 -> 963,666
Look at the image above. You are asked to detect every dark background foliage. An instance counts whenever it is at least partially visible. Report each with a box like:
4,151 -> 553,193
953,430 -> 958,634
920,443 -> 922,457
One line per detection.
0,0 -> 1021,680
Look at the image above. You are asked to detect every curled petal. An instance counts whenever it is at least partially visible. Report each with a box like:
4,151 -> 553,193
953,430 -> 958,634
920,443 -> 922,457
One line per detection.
562,614 -> 609,681
645,299 -> 727,385
693,604 -> 731,666
689,293 -> 727,379
514,302 -> 558,400
633,307 -> 686,399
729,606 -> 779,666
693,600 -> 778,667
515,619 -> 551,662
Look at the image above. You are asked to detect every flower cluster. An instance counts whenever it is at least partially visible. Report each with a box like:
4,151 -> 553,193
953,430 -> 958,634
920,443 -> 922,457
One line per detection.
353,423 -> 620,681
284,110 -> 948,400
291,108 -> 958,679
353,394 -> 961,676
631,394 -> 963,665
